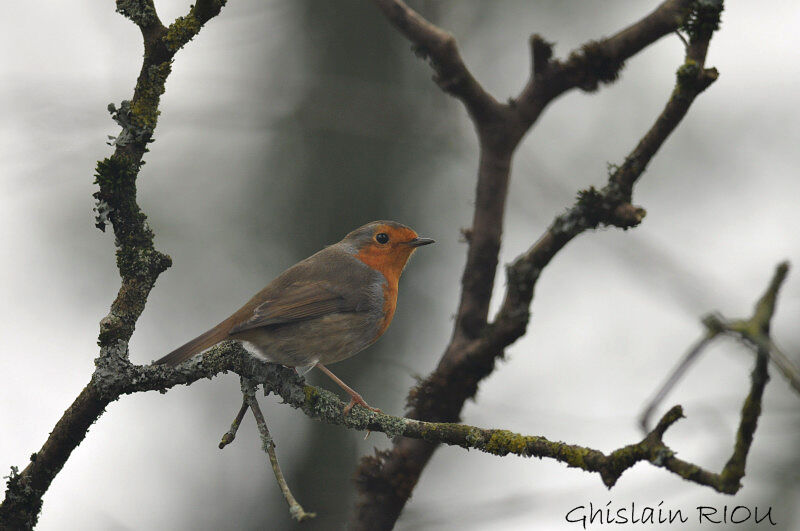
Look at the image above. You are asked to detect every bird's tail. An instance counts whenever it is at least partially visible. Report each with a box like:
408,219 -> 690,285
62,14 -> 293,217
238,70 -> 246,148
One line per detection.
153,317 -> 236,367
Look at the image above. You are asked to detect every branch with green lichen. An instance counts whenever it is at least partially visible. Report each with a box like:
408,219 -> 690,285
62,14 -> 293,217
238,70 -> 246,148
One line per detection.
70,338 -> 777,495
0,337 -> 745,498
1,285 -> 782,529
708,264 -> 799,395
0,2 -> 227,529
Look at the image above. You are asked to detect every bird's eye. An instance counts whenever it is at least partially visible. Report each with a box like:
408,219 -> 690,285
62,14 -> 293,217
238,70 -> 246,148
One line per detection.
375,233 -> 390,244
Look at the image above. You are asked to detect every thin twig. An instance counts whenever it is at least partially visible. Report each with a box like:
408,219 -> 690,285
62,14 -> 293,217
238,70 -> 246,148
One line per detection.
761,339 -> 800,396
219,398 -> 249,449
241,378 -> 315,522
639,332 -> 718,432
689,264 -> 795,393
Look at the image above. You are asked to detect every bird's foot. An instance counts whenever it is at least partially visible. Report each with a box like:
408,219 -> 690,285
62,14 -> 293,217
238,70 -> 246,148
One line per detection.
343,392 -> 382,416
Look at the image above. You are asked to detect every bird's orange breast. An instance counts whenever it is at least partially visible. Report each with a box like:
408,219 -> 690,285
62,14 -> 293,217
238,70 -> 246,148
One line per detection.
356,246 -> 408,340
354,224 -> 421,340
375,279 -> 397,339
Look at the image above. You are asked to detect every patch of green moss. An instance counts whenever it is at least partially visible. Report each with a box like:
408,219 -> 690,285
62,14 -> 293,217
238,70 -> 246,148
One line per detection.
93,156 -> 139,231
303,385 -> 320,405
115,246 -> 170,280
130,61 -> 172,134
94,156 -> 137,192
165,15 -> 201,51
93,155 -> 155,245
484,430 -> 530,456
562,445 -> 592,469
418,423 -> 438,442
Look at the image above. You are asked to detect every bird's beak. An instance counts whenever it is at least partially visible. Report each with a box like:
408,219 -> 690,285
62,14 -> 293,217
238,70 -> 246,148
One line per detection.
405,237 -> 435,247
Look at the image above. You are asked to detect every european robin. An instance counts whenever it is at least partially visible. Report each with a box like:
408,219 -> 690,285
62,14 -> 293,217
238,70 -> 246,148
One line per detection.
154,220 -> 434,414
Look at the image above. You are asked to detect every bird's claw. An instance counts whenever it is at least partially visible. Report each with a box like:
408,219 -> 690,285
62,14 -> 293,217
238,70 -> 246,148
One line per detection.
343,393 -> 382,416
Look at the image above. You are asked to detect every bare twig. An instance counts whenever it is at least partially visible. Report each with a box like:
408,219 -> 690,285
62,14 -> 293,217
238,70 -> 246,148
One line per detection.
219,397 -> 249,449
657,321 -> 774,493
241,378 -> 315,522
516,0 -> 696,127
639,332 -> 718,432
758,339 -> 800,395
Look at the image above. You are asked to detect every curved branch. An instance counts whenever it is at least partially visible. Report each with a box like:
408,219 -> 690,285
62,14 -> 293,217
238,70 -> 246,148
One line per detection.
491,63 -> 718,353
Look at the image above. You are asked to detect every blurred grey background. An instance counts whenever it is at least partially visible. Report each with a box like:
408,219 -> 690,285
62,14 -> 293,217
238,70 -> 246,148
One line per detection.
2,1 -> 798,529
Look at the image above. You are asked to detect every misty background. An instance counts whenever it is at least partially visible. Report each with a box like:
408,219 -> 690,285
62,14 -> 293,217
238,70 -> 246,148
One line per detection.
2,1 -> 798,529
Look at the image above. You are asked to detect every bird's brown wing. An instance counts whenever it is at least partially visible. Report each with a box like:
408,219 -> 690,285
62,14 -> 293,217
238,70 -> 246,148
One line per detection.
228,281 -> 356,334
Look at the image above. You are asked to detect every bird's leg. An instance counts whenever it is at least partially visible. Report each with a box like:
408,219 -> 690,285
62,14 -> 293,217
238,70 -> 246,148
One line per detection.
316,364 -> 382,415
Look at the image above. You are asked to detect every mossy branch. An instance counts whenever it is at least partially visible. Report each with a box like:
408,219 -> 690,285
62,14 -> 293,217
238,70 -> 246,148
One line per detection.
0,338 -> 707,493
0,3 -> 226,529
84,340 -> 763,495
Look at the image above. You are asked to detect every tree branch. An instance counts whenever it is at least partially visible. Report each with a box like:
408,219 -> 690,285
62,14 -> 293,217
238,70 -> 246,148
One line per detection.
5,337 -> 763,515
353,2 -> 723,528
516,0 -> 695,126
0,3 -> 226,528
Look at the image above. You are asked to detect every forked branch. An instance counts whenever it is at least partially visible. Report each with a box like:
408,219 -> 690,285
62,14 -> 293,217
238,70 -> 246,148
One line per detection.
354,2 -> 724,528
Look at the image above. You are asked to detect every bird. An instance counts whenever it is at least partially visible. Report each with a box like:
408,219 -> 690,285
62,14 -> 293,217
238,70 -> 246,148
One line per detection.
154,220 -> 434,414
